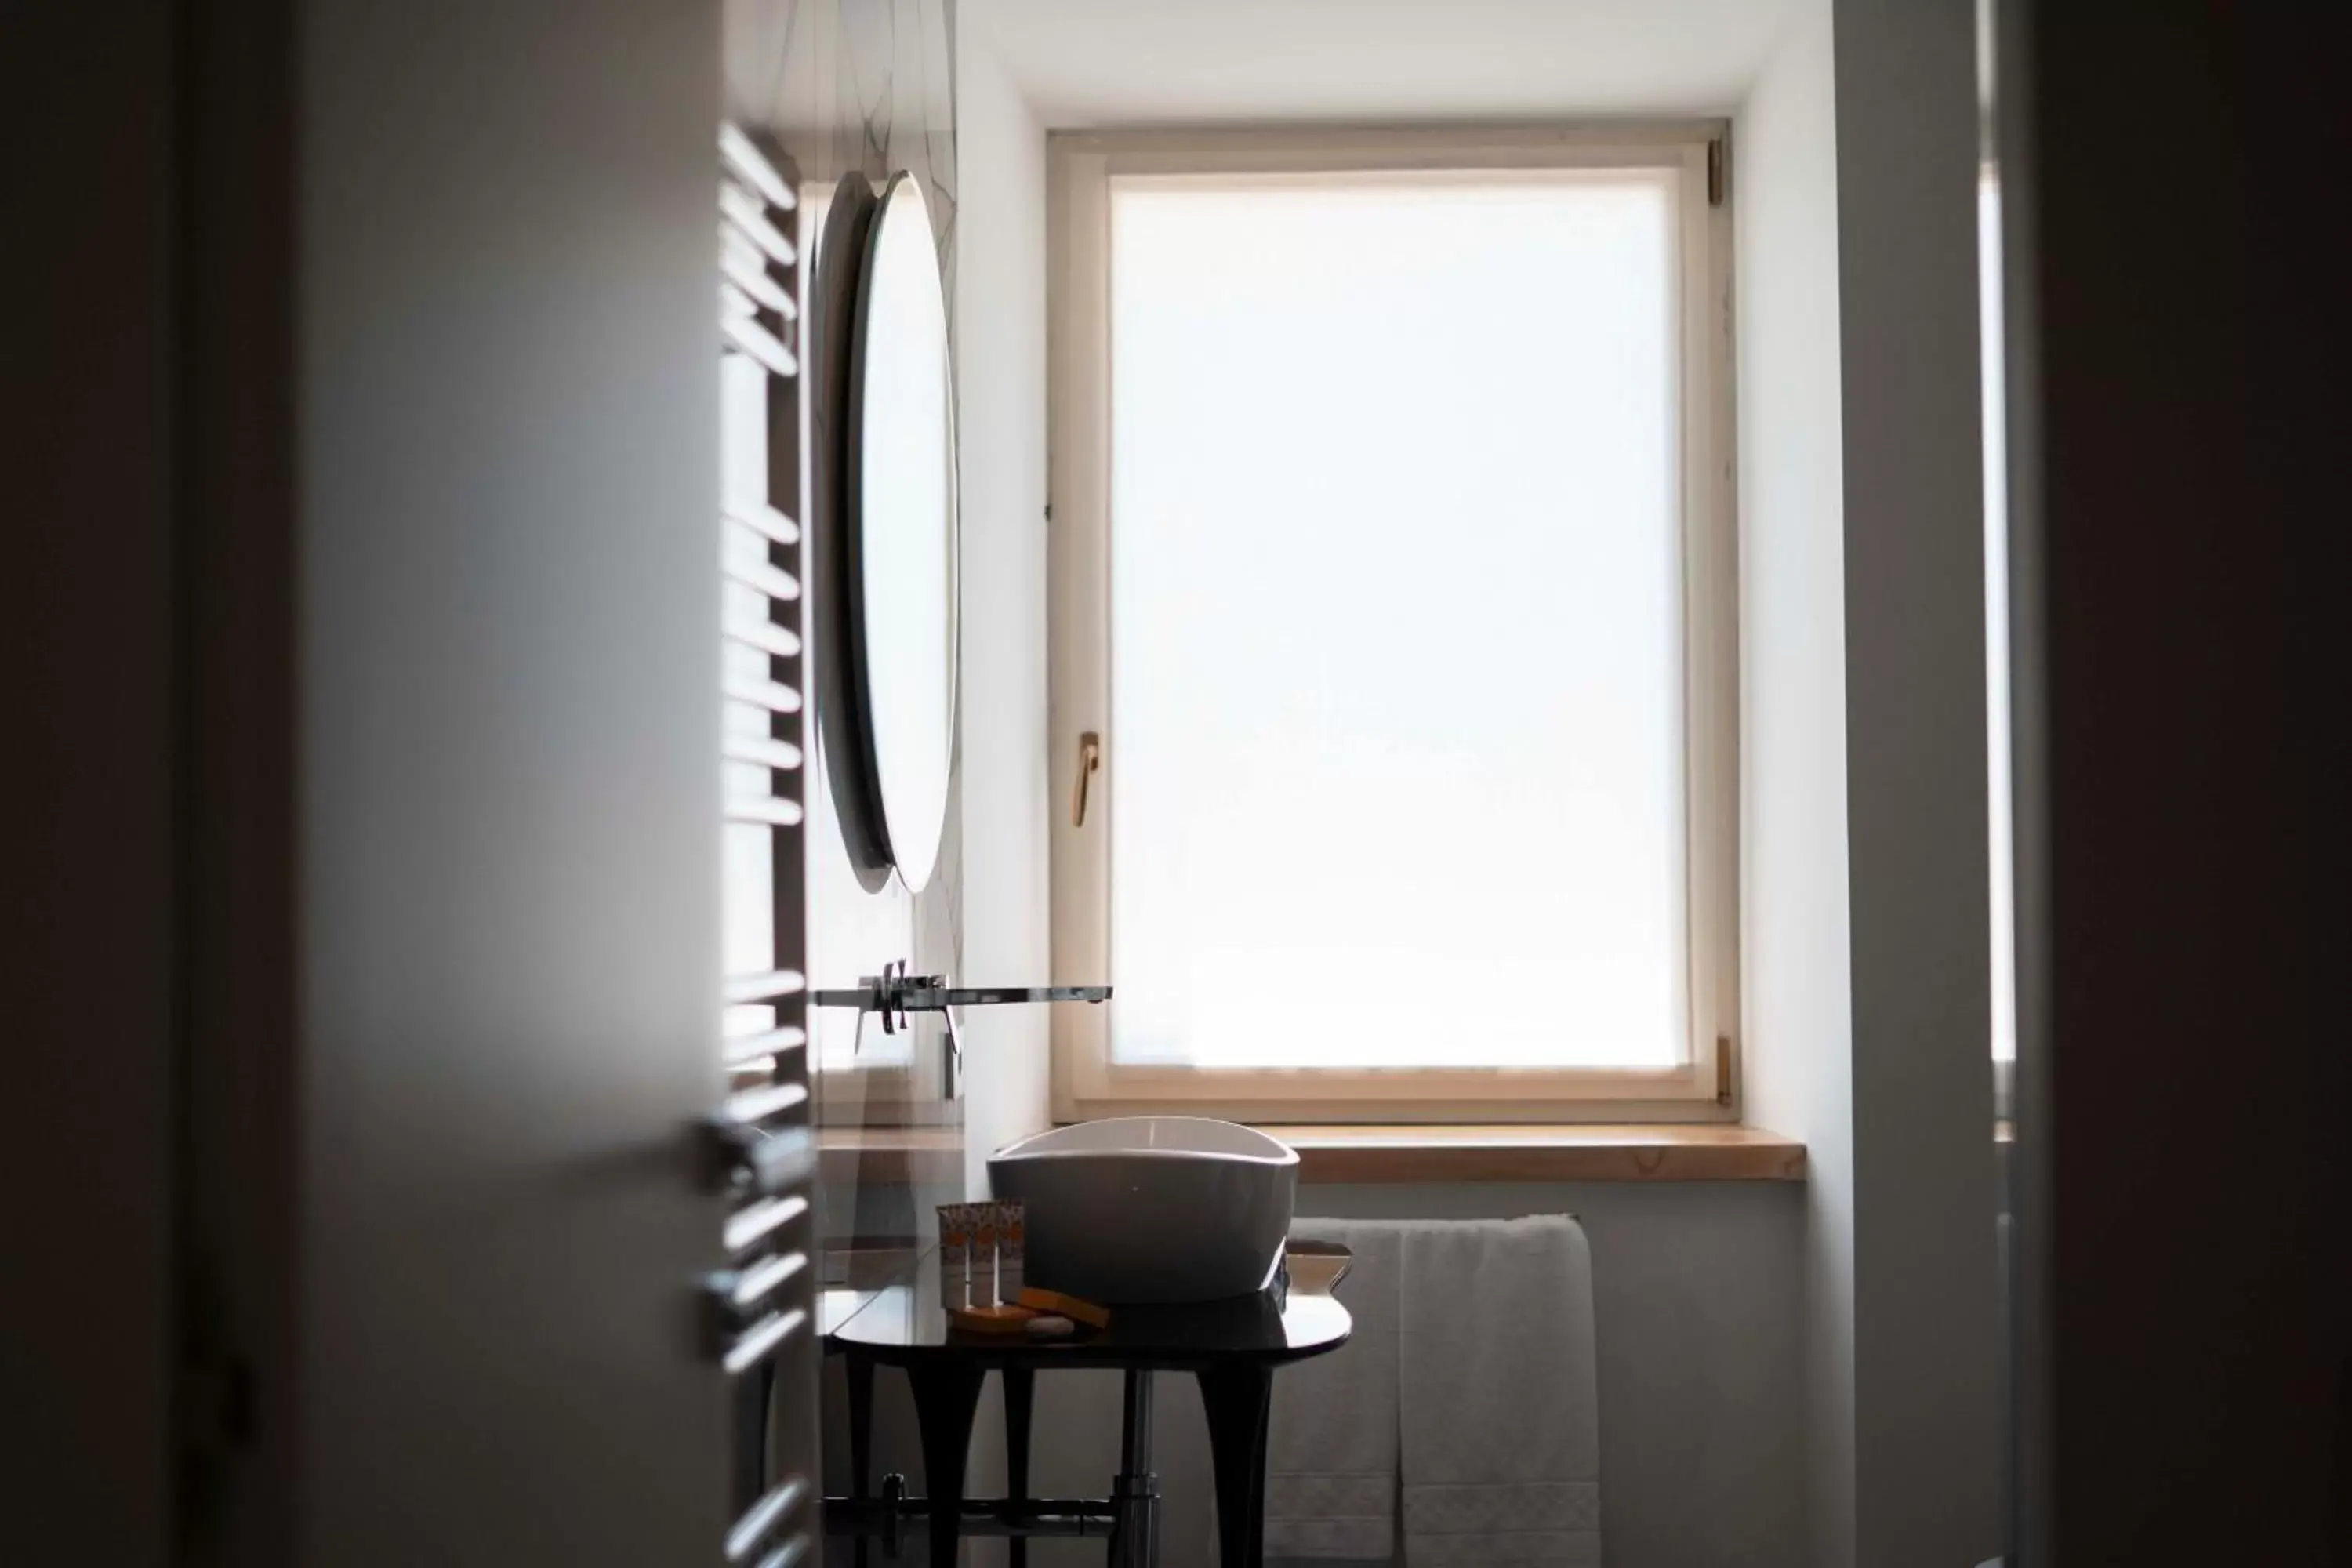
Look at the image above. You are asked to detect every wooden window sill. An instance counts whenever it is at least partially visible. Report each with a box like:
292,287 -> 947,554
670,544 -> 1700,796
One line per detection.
1259,1123 -> 1807,1184
816,1123 -> 1808,1189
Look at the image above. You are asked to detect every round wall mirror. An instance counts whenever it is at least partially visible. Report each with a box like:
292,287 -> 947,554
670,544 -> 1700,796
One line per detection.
826,171 -> 958,893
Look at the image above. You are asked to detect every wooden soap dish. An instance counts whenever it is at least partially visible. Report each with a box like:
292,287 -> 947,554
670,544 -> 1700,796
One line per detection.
946,1304 -> 1038,1335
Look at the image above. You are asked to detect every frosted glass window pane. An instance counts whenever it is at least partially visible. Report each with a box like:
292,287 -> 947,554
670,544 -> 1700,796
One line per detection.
1108,171 -> 1686,1071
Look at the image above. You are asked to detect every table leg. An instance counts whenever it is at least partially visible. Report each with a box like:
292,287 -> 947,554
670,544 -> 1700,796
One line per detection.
1196,1364 -> 1273,1568
907,1362 -> 985,1568
1004,1364 -> 1035,1568
1108,1369 -> 1161,1568
847,1356 -> 874,1568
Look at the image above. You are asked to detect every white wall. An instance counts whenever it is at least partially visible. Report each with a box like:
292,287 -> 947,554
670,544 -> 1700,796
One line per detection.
980,0 -> 1806,123
830,21 -> 1058,1555
954,13 -> 1056,1197
840,5 -> 2002,1563
1732,4 -> 1857,1563
1736,4 -> 2003,1563
930,16 -> 1820,1555
1830,0 -> 2002,1560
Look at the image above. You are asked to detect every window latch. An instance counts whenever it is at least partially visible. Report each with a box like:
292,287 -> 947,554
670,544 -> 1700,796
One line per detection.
1072,731 -> 1102,827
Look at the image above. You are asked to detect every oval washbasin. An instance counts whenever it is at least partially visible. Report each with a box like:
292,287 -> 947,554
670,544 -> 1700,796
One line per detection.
987,1117 -> 1299,1304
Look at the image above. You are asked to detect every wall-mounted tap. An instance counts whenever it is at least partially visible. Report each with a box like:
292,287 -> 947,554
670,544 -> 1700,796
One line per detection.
810,960 -> 1110,1096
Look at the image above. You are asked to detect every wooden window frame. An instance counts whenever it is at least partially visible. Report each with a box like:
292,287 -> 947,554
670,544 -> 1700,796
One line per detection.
1047,125 -> 1740,1124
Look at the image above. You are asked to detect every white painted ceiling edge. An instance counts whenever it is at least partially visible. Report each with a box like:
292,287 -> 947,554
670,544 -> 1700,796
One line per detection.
967,0 -> 1809,125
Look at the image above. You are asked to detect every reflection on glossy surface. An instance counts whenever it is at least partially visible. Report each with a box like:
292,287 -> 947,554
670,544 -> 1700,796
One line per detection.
851,171 -> 956,894
826,1246 -> 1352,1367
817,1241 -> 927,1336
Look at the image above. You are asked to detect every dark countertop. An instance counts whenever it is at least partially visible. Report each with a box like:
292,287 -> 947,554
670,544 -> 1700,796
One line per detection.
824,1245 -> 1352,1372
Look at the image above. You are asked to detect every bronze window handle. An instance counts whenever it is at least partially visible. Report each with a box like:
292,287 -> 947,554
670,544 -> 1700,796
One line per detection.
1071,731 -> 1102,828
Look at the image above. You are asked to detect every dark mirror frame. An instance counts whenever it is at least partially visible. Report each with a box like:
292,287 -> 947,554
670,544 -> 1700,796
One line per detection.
810,172 -> 894,891
811,169 -> 960,897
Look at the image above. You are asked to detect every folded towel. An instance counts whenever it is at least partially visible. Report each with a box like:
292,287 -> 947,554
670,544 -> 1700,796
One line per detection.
1399,1215 -> 1602,1566
1265,1221 -> 1404,1562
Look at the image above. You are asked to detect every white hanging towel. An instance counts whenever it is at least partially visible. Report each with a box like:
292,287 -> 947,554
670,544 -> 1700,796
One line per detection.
1399,1215 -> 1602,1566
1265,1221 -> 1404,1562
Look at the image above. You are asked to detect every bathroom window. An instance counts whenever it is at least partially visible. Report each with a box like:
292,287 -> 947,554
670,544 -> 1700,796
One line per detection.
1048,128 -> 1737,1121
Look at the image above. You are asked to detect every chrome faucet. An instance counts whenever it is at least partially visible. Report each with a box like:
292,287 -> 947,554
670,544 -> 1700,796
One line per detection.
810,960 -> 1109,1095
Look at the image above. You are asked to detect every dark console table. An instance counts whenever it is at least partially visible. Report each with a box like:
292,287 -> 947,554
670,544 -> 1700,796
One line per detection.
823,1244 -> 1352,1567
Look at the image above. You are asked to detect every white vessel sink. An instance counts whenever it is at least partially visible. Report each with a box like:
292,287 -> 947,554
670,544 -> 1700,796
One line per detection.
987,1117 -> 1300,1304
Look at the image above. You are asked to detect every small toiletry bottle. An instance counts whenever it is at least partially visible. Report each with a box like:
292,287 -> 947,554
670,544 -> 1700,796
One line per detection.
972,1204 -> 1000,1306
937,1203 -> 973,1310
995,1200 -> 1025,1300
